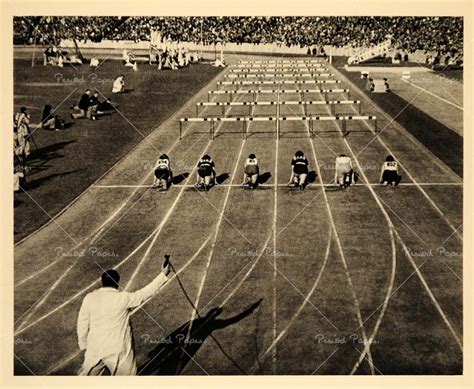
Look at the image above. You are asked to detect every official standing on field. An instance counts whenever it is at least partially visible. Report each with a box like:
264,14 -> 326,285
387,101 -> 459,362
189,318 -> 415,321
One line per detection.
77,260 -> 171,375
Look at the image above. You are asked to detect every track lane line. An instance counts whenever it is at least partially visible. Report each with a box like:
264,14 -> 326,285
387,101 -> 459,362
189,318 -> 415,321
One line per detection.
44,233 -> 213,375
177,82 -> 261,373
401,78 -> 463,111
15,80 -> 245,335
250,226 -> 332,372
92,182 -> 463,188
15,70 -> 230,287
302,88 -> 376,374
177,140 -> 248,373
270,88 -> 280,374
327,101 -> 463,353
314,78 -> 399,375
329,63 -> 462,242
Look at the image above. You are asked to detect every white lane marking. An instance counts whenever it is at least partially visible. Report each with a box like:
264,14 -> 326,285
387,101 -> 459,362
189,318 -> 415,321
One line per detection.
271,90 -> 280,374
252,226 -> 332,372
401,78 -> 463,111
176,82 -> 259,373
219,234 -> 273,308
92,182 -> 463,188
304,90 -> 376,374
45,234 -> 212,375
15,72 -> 227,286
328,100 -> 463,353
330,64 -> 463,242
315,80 -> 399,374
124,82 -> 249,291
176,143 -> 248,373
15,95 -> 236,329
15,260 -> 78,331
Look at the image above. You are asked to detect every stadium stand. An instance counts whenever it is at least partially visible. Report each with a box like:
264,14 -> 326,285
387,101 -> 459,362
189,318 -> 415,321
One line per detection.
14,17 -> 463,62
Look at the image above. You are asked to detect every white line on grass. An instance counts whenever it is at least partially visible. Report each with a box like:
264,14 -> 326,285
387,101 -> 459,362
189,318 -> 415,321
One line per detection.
15,260 -> 78,331
330,64 -> 463,242
251,226 -> 333,372
92,182 -> 463,188
179,138 -> 248,345
14,72 -> 227,287
304,88 -> 377,374
328,102 -> 463,356
45,233 -> 213,375
176,85 -> 259,374
16,75 -> 250,337
271,89 -> 280,374
316,87 -> 398,375
401,79 -> 463,111
218,234 -> 273,308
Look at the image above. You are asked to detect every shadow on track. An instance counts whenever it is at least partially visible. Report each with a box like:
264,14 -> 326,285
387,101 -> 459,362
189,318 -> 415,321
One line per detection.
172,172 -> 189,185
138,299 -> 262,375
257,172 -> 272,184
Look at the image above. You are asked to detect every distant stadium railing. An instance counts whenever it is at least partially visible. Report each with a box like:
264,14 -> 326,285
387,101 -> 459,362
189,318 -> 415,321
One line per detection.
47,40 -> 445,64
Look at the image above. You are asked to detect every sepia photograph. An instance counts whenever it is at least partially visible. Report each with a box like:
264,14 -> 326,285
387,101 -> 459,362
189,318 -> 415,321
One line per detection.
1,1 -> 471,386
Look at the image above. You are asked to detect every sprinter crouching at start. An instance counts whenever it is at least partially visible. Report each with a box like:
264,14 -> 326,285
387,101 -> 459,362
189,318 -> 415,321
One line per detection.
380,155 -> 400,187
152,154 -> 173,190
334,154 -> 356,189
288,150 -> 309,190
242,154 -> 259,189
196,154 -> 216,191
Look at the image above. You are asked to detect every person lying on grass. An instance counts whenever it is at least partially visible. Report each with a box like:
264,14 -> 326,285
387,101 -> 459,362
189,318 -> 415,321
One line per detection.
196,154 -> 216,191
242,153 -> 259,189
288,150 -> 309,190
152,154 -> 173,190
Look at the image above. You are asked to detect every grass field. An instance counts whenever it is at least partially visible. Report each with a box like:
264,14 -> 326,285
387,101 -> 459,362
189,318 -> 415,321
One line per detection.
13,54 -> 463,375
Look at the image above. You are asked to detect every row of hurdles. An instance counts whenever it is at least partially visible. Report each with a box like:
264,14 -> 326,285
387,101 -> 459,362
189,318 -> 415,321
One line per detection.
207,89 -> 353,102
195,100 -> 363,116
179,59 -> 377,139
179,115 -> 378,140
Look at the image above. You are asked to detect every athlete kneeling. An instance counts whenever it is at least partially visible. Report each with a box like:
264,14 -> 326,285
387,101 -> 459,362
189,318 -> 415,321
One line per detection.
196,154 -> 216,191
380,155 -> 400,187
242,153 -> 259,189
153,154 -> 173,189
334,154 -> 354,189
288,150 -> 309,190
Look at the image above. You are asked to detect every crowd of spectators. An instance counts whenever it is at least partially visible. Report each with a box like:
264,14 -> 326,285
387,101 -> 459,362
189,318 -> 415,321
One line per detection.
14,16 -> 463,56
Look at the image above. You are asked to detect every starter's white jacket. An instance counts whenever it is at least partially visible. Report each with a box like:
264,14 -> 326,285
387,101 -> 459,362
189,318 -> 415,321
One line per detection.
77,273 -> 168,361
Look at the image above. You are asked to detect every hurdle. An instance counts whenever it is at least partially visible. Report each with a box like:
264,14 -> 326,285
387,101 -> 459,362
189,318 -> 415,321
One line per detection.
207,88 -> 351,102
238,59 -> 325,64
235,64 -> 327,69
195,100 -> 362,116
179,115 -> 377,140
230,67 -> 330,73
217,80 -> 341,88
225,73 -> 334,79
